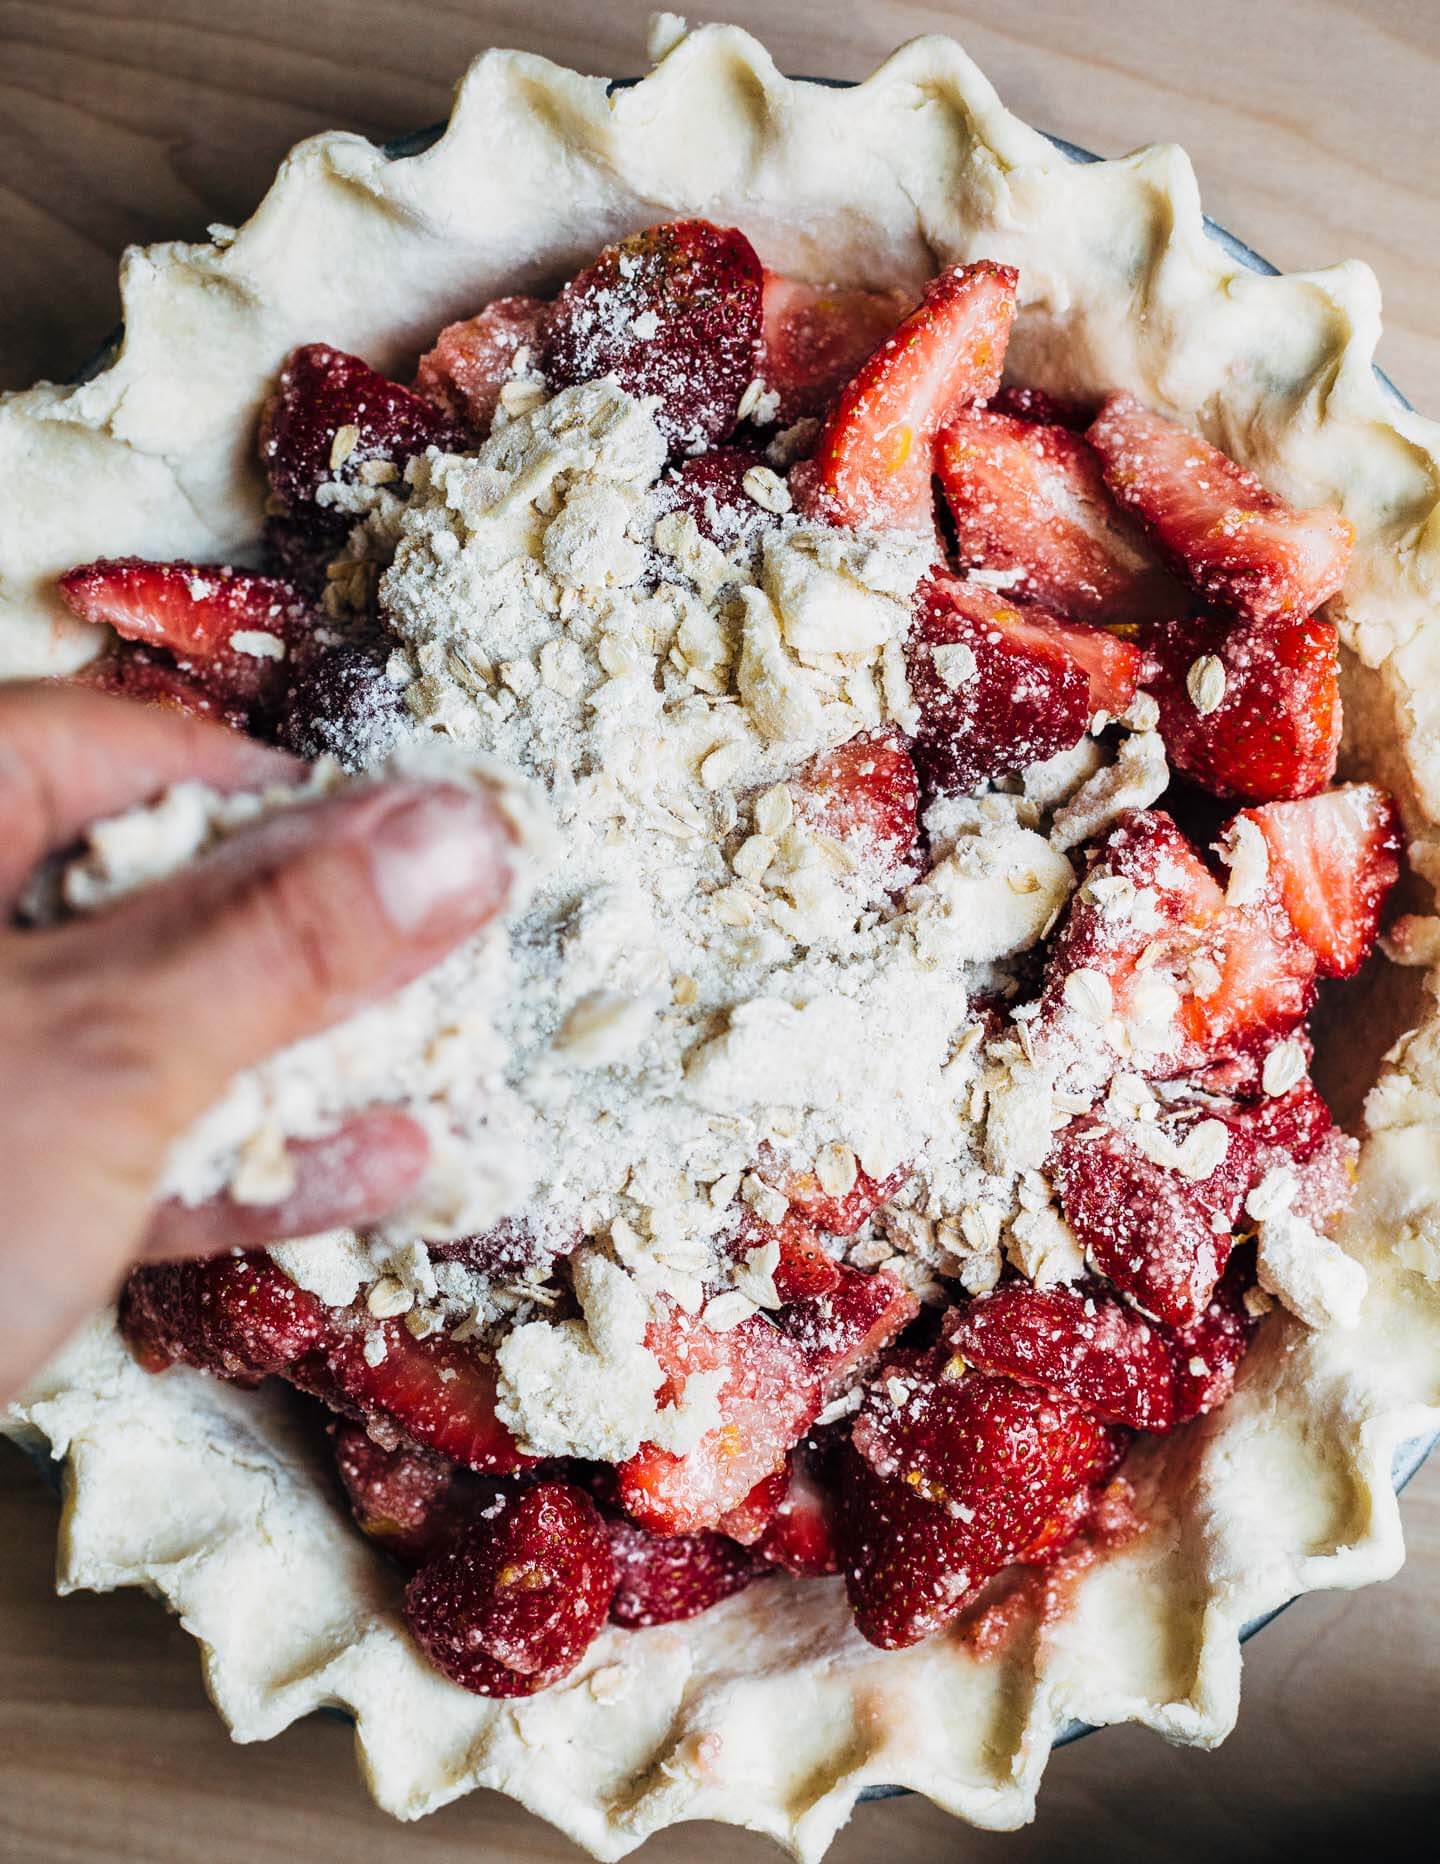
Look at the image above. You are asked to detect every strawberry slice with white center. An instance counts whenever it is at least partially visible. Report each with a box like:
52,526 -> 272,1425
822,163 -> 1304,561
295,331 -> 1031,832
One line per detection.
617,1307 -> 822,1535
1147,608 -> 1342,801
759,273 -> 913,423
808,261 -> 1018,531
935,408 -> 1177,621
790,729 -> 921,877
1087,391 -> 1354,624
753,1447 -> 842,1576
1241,783 -> 1401,977
59,557 -> 312,722
1041,807 -> 1318,1075
906,573 -> 1145,792
1049,1108 -> 1256,1327
413,295 -> 550,431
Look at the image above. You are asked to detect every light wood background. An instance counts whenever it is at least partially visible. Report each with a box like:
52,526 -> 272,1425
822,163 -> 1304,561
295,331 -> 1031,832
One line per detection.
2,3 -> 1439,1859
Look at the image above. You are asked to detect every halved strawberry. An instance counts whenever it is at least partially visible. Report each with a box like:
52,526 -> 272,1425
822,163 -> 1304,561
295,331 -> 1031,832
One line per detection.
313,1319 -> 535,1476
768,1154 -> 911,1241
1232,1076 -> 1358,1232
759,274 -> 913,423
1087,392 -> 1354,623
714,1466 -> 791,1545
842,1357 -> 1117,1648
935,409 -> 1176,621
652,445 -> 772,550
403,1482 -> 614,1696
413,296 -> 550,430
809,261 -> 1018,531
775,1264 -> 919,1398
606,1513 -> 764,1627
1041,808 -> 1317,1074
1242,784 -> 1401,977
119,1253 -> 327,1384
329,1420 -> 495,1569
1148,608 -> 1341,801
260,343 -> 465,532
752,1447 -> 842,1576
617,1307 -> 822,1535
1166,1256 -> 1259,1424
1049,1108 -> 1256,1326
943,1282 -> 1178,1432
59,558 -> 312,721
790,730 -> 921,876
906,575 -> 1094,791
544,219 -> 764,454
77,643 -> 246,728
987,384 -> 1096,430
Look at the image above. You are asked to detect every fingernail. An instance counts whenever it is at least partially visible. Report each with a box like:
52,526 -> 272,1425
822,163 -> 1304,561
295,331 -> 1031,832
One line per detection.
364,784 -> 513,940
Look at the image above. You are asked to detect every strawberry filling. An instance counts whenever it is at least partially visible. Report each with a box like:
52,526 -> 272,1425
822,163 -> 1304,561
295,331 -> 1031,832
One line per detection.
88,220 -> 1391,1698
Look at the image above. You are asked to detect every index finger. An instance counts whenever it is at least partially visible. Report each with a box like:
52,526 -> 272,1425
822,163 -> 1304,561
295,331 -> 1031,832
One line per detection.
0,682 -> 301,906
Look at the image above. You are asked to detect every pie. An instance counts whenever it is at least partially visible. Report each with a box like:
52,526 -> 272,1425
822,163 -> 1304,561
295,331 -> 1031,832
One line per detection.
5,19 -> 1440,1862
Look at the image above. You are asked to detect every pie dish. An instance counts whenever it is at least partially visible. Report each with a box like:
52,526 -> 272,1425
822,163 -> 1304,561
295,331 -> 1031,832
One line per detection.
6,17 -> 1440,1862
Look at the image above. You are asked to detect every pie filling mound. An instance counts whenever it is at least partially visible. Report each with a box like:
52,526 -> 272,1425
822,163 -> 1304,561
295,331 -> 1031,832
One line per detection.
58,219 -> 1401,1697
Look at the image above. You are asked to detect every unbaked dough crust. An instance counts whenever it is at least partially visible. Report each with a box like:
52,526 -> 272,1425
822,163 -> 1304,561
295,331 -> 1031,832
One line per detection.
6,22 -> 1440,1860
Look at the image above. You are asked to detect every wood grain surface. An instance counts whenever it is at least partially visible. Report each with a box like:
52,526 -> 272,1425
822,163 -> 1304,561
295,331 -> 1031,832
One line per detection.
2,3 -> 1439,1859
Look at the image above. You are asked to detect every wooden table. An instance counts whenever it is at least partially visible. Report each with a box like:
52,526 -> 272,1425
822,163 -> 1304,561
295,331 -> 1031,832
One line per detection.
2,3 -> 1438,1857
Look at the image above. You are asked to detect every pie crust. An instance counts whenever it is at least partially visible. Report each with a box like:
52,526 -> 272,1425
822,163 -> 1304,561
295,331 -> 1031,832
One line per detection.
6,21 -> 1440,1860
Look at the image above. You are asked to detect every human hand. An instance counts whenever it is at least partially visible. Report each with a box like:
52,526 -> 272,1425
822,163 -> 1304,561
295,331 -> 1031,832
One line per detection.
0,683 -> 515,1396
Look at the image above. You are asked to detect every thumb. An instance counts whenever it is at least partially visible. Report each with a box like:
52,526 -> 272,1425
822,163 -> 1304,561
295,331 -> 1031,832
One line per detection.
22,778 -> 518,1137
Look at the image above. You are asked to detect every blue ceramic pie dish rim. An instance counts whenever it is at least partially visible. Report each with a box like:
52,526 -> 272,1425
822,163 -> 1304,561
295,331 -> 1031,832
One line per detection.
50,79 -> 1431,1803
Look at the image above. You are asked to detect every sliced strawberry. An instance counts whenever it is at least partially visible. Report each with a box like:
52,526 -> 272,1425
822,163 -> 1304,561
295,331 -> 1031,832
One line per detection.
906,574 -> 1090,791
752,1448 -> 842,1576
1148,608 -> 1341,802
59,558 -> 311,721
76,644 -> 246,728
118,1253 -> 327,1384
314,1319 -> 535,1476
260,343 -> 465,532
329,1420 -> 497,1569
714,1466 -> 791,1545
935,409 -> 1175,621
943,1282 -> 1178,1432
1242,784 -> 1401,977
790,730 -> 921,875
1233,1076 -> 1358,1232
809,261 -> 1018,531
413,296 -> 550,430
605,1513 -> 764,1627
775,1264 -> 919,1398
769,1154 -> 911,1241
617,1307 -> 821,1535
1087,392 -> 1354,623
1165,1256 -> 1259,1424
987,384 -> 1096,430
759,274 -> 913,423
1042,808 -> 1316,1073
1049,1108 -> 1256,1326
544,219 -> 764,454
652,445 -> 772,550
842,1358 -> 1117,1648
403,1482 -> 614,1696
